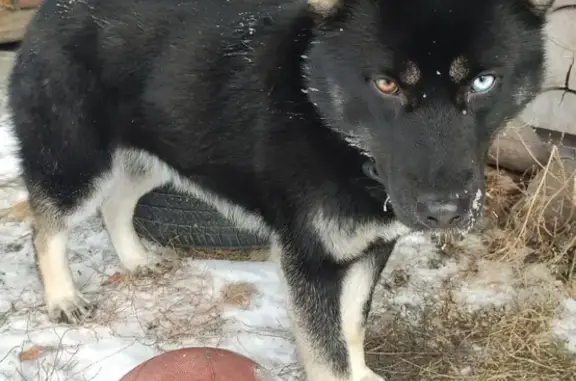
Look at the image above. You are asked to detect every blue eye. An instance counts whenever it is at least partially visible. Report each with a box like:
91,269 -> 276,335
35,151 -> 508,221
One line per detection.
471,74 -> 496,93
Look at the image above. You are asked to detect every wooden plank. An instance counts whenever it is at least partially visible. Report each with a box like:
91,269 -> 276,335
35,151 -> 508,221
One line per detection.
1,0 -> 42,10
0,0 -> 13,9
0,9 -> 36,44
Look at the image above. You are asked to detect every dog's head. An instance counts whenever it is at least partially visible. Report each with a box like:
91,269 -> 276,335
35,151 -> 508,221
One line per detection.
305,0 -> 546,231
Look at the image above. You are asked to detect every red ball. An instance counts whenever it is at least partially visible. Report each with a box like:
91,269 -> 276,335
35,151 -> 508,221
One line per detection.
119,347 -> 273,381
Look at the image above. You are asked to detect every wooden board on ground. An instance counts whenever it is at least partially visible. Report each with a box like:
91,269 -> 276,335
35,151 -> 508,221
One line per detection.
0,9 -> 36,44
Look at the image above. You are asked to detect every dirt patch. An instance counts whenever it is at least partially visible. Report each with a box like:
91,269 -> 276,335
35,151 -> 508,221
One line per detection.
219,281 -> 259,309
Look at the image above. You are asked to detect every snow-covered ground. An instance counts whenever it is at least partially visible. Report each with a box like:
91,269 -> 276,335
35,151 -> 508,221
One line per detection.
0,50 -> 574,381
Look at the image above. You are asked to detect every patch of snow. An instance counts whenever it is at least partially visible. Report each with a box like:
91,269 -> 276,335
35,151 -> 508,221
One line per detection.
553,298 -> 576,353
454,259 -> 518,310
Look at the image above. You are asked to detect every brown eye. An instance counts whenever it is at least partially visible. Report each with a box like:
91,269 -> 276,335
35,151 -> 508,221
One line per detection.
374,78 -> 400,95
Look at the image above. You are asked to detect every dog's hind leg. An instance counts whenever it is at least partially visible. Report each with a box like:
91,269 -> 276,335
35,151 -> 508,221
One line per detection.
28,177 -> 112,324
100,150 -> 171,272
275,239 -> 395,381
27,150 -> 169,324
32,216 -> 93,324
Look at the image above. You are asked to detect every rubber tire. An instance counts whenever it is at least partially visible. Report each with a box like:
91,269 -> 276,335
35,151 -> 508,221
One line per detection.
133,186 -> 269,250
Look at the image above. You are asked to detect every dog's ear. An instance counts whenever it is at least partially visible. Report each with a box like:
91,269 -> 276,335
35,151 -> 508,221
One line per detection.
307,0 -> 342,17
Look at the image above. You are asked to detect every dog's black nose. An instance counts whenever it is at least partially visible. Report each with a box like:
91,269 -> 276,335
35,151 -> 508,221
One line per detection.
416,194 -> 469,229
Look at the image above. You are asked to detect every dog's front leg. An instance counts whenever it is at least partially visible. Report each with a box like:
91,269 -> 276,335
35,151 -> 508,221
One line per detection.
274,240 -> 395,381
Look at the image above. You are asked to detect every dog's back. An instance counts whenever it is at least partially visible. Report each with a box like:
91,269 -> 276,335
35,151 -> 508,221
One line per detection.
11,0 -> 315,216
11,0 -> 288,162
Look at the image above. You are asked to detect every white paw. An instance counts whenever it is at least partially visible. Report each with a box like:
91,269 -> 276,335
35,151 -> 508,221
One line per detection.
46,291 -> 95,324
356,368 -> 386,381
120,249 -> 154,272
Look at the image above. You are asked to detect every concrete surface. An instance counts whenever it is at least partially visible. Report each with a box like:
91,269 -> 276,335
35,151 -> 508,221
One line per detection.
519,0 -> 576,135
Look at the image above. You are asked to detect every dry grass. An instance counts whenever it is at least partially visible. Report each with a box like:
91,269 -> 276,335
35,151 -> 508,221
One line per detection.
366,293 -> 576,381
482,145 -> 576,280
482,167 -> 526,223
96,256 -> 226,346
177,246 -> 270,262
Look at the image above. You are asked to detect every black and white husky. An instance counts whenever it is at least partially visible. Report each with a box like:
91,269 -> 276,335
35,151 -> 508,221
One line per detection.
8,0 -> 545,379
